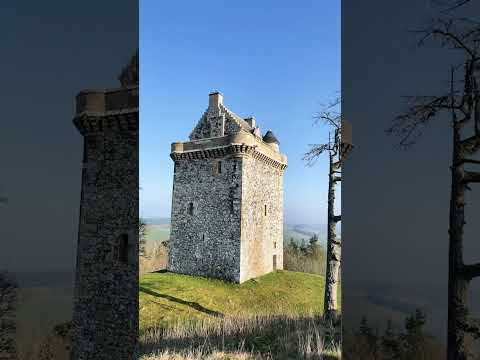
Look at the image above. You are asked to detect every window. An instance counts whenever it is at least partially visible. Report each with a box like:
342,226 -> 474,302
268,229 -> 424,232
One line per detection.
233,161 -> 237,172
274,242 -> 277,249
202,233 -> 205,241
218,161 -> 222,174
230,199 -> 234,214
188,202 -> 194,215
114,234 -> 128,264
264,204 -> 267,216
82,139 -> 88,163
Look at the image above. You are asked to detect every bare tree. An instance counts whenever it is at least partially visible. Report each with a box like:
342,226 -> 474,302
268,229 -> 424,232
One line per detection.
0,272 -> 17,360
387,15 -> 480,360
304,96 -> 352,321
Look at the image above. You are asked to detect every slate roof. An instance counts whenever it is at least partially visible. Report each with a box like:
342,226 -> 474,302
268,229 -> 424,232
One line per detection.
262,130 -> 280,144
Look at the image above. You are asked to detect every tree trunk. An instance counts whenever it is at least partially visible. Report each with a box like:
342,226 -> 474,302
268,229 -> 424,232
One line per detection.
447,121 -> 469,360
324,152 -> 341,321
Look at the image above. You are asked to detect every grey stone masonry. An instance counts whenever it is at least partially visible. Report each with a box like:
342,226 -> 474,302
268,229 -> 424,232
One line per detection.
71,53 -> 139,360
168,92 -> 287,283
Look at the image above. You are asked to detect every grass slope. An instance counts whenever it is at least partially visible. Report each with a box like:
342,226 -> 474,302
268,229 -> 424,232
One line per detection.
140,270 -> 333,332
139,270 -> 341,358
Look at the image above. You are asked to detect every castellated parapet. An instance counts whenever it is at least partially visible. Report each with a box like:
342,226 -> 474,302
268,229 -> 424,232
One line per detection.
168,92 -> 287,283
71,52 -> 138,360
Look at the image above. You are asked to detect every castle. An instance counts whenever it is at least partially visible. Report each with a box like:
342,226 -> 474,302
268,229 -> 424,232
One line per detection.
71,53 -> 139,359
168,92 -> 287,283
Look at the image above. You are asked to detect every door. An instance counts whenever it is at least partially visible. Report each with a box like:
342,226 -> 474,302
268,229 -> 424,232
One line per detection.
273,255 -> 277,271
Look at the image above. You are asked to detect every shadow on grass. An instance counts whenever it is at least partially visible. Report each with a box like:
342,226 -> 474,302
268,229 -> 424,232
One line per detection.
140,286 -> 224,318
140,314 -> 341,359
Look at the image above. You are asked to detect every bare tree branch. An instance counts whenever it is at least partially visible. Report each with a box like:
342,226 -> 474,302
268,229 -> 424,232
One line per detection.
313,95 -> 342,129
431,0 -> 475,13
387,95 -> 453,147
303,143 -> 331,166
461,262 -> 480,280
463,170 -> 480,183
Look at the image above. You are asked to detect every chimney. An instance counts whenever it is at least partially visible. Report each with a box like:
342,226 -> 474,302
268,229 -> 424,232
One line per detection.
209,91 -> 224,108
245,116 -> 256,129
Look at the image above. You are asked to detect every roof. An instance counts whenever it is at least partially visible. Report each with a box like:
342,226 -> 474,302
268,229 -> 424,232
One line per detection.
118,50 -> 139,87
220,104 -> 253,132
262,130 -> 280,144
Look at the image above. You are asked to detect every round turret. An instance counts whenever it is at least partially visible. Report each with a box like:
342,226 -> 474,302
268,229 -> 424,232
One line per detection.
263,130 -> 280,151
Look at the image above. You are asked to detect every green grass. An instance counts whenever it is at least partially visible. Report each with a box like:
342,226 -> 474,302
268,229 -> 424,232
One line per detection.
140,270 -> 330,332
139,270 -> 341,358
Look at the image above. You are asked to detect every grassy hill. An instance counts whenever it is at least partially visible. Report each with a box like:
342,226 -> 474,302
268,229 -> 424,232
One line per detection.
139,270 -> 341,358
140,270 -> 329,330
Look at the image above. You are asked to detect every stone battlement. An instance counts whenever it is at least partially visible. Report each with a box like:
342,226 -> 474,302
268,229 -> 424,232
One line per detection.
171,129 -> 287,169
73,86 -> 138,135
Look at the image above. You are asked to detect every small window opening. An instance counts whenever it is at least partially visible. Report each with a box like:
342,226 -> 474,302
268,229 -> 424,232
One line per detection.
218,161 -> 222,174
118,234 -> 129,264
264,204 -> 267,216
230,199 -> 235,214
188,202 -> 194,215
274,242 -> 277,249
202,233 -> 205,241
82,139 -> 88,163
233,161 -> 237,172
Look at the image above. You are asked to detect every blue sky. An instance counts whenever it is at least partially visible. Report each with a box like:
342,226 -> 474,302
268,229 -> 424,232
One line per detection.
140,0 -> 340,225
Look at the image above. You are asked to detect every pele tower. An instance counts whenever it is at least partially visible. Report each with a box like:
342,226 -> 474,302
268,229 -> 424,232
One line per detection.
71,52 -> 139,360
168,92 -> 287,283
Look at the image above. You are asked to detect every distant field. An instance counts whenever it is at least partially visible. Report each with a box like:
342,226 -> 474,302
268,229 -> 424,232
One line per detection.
143,220 -> 328,248
145,224 -> 170,244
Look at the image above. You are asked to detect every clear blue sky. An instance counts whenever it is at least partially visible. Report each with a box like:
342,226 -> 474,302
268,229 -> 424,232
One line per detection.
140,0 -> 340,225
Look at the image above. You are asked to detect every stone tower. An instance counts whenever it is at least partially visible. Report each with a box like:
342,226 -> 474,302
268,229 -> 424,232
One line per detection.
71,52 -> 139,360
168,92 -> 287,284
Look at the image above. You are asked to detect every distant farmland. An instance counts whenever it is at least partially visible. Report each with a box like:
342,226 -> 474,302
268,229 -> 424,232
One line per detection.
143,218 -> 328,247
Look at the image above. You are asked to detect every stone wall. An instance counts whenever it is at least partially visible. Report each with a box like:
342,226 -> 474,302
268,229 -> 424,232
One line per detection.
189,109 -> 241,140
168,155 -> 242,282
240,154 -> 284,283
72,125 -> 138,360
